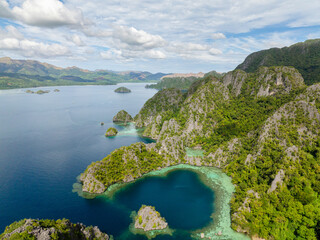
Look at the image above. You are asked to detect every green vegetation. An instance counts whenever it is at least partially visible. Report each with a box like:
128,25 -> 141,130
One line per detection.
0,57 -> 165,89
81,61 -> 320,238
0,218 -> 109,239
82,142 -> 165,189
105,127 -> 118,137
113,110 -> 133,124
114,86 -> 131,93
236,38 -> 320,85
145,76 -> 199,90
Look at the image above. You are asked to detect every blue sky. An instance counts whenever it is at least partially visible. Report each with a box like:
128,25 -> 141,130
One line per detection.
0,0 -> 320,73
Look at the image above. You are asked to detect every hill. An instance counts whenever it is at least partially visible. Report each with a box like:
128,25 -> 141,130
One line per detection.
236,39 -> 320,85
0,57 -> 167,89
80,66 -> 320,239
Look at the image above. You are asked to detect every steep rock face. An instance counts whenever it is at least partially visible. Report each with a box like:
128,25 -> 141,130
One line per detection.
0,219 -> 109,240
134,205 -> 168,231
113,110 -> 133,124
236,39 -> 320,85
224,66 -> 305,97
134,88 -> 184,128
222,70 -> 248,96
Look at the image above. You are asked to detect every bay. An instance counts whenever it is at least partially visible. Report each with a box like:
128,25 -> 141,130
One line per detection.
0,83 -> 214,239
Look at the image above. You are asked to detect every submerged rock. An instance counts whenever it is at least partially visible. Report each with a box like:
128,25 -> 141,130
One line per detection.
114,86 -> 131,93
135,205 -> 168,231
105,127 -> 118,137
0,218 -> 109,240
113,110 -> 133,124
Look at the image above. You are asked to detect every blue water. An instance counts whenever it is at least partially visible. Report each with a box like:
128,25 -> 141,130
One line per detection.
0,84 -> 214,239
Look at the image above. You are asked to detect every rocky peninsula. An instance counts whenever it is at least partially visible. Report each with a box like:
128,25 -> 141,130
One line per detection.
105,127 -> 118,137
134,205 -> 168,231
0,218 -> 109,240
114,86 -> 131,93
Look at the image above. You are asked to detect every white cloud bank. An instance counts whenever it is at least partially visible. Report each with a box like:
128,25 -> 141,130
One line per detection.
0,26 -> 70,57
0,0 -> 85,27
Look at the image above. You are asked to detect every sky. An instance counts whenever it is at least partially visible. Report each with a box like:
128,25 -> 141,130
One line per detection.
0,0 -> 320,73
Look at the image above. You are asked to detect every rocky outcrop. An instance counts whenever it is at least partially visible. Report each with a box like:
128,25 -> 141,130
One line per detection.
223,66 -> 305,97
134,205 -> 168,231
268,169 -> 285,193
0,218 -> 109,240
80,168 -> 106,194
105,127 -> 118,137
114,86 -> 131,93
113,110 -> 133,124
222,70 -> 248,96
134,88 -> 184,129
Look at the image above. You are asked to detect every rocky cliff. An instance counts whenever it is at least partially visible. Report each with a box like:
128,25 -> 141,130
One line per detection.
80,66 -> 320,240
236,39 -> 320,85
0,218 -> 109,240
113,110 -> 133,124
134,205 -> 168,231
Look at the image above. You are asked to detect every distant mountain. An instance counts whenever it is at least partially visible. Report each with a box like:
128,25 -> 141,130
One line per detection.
236,39 -> 320,85
0,57 -> 167,89
145,76 -> 199,90
118,71 -> 169,81
160,72 -> 205,80
145,71 -> 223,90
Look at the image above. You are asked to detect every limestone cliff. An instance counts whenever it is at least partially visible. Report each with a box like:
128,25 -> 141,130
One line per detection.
113,110 -> 133,124
134,205 -> 168,231
80,67 -> 320,240
0,218 -> 109,240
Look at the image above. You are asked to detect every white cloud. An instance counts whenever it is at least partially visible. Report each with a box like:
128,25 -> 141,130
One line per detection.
0,0 -> 13,18
100,49 -> 122,60
101,48 -> 166,60
0,25 -> 24,39
112,25 -> 166,50
212,33 -> 226,40
70,34 -> 85,46
209,48 -> 223,55
0,38 -> 70,57
0,0 -> 85,28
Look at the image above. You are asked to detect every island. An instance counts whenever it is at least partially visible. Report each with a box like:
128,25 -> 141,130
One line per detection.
25,89 -> 50,94
105,127 -> 118,137
0,218 -> 109,239
114,86 -> 131,93
113,110 -> 133,124
135,205 -> 168,231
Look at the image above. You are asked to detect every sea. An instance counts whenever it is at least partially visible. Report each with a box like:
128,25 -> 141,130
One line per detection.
0,83 -> 214,239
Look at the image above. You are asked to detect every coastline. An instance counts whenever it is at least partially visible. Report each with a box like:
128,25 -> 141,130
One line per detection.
75,164 -> 250,240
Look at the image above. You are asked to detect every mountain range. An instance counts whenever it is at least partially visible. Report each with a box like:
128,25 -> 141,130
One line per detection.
0,57 -> 168,89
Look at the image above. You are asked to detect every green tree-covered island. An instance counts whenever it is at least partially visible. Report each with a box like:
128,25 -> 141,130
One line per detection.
105,127 -> 118,137
114,86 -> 131,93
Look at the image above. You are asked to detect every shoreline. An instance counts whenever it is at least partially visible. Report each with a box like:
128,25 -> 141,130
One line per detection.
75,164 -> 250,240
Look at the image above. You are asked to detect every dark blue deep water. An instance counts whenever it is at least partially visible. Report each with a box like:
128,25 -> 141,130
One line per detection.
0,84 -> 214,239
